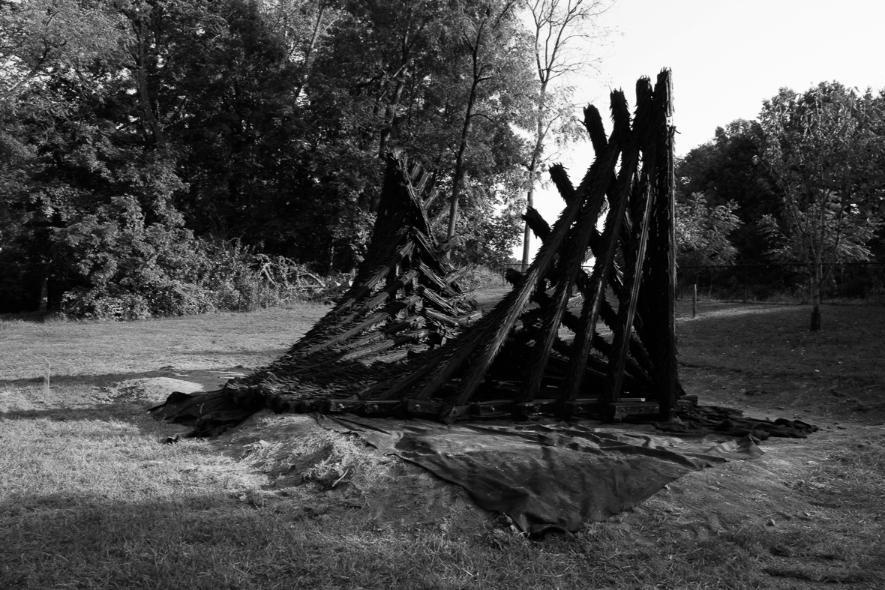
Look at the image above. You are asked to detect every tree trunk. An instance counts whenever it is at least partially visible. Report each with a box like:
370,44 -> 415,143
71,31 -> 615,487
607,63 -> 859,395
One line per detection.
446,69 -> 482,246
37,263 -> 50,313
377,77 -> 406,158
446,133 -> 470,245
135,19 -> 166,154
293,4 -> 327,102
520,182 -> 536,270
810,262 -> 822,331
522,81 -> 547,269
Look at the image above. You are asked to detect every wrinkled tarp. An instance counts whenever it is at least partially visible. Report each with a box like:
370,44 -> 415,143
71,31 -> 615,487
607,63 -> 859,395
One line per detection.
148,390 -> 263,437
659,405 -> 818,439
316,415 -> 763,535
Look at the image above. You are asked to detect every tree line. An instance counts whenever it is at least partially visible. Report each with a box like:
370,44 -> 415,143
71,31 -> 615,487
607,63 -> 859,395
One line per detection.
675,82 -> 885,329
3,1 -> 882,328
1,0 -> 611,317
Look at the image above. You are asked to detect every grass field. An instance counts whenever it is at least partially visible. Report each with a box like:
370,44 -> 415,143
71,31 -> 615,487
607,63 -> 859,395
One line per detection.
1,297 -> 884,589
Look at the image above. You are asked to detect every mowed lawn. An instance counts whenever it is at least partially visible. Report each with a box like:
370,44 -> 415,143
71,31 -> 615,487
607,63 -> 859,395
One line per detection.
1,299 -> 884,589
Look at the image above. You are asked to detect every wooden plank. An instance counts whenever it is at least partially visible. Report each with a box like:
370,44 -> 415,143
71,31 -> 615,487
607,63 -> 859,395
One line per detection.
463,400 -> 515,417
363,400 -> 402,415
561,78 -> 656,409
652,70 -> 678,422
404,399 -> 444,416
514,399 -> 559,417
327,400 -> 365,413
336,241 -> 416,311
562,399 -> 603,415
520,204 -> 655,379
512,95 -> 632,406
298,399 -> 323,413
423,308 -> 471,328
606,401 -> 660,422
419,285 -> 459,316
305,295 -> 420,354
603,82 -> 663,404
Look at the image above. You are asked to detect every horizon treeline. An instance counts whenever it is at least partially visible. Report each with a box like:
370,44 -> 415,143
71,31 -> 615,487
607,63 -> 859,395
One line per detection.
2,1 -> 884,320
1,0 -> 567,315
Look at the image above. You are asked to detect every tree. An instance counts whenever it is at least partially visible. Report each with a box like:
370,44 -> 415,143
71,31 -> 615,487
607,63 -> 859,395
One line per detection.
676,193 -> 741,268
0,0 -> 542,313
675,119 -> 781,264
0,0 -> 127,104
256,0 -> 341,102
758,82 -> 885,330
520,0 -> 614,268
443,0 -> 532,244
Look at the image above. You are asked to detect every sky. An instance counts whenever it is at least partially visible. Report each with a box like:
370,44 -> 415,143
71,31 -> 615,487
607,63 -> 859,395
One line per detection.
515,0 -> 885,259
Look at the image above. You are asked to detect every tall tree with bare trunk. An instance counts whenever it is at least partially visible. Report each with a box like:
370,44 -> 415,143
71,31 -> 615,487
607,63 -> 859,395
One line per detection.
444,0 -> 532,245
520,0 -> 614,268
759,83 -> 885,331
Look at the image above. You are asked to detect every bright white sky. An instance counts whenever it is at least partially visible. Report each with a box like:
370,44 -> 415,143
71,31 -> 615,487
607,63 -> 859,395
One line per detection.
515,0 -> 885,259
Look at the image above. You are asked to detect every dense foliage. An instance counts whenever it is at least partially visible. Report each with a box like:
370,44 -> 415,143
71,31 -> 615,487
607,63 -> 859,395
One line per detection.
0,0 -> 556,315
676,83 -> 885,325
4,1 -> 884,319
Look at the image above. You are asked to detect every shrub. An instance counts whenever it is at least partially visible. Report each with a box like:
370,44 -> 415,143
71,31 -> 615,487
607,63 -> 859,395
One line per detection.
51,197 -> 330,319
458,265 -> 505,291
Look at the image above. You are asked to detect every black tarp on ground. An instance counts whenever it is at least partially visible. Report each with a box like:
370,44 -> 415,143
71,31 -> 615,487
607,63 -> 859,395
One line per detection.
316,415 -> 763,535
653,405 -> 818,439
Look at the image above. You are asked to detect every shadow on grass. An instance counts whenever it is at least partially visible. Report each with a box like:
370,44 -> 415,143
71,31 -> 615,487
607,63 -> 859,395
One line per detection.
0,311 -> 55,323
0,402 -> 198,450
0,402 -> 167,425
0,490 -> 473,590
1,485 -> 882,590
1,372 -> 167,389
175,348 -> 289,358
678,301 -> 885,374
677,301 -> 809,323
0,365 -> 247,391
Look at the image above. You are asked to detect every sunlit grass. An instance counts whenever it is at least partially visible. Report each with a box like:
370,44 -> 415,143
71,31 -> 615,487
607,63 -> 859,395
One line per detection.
2,301 -> 884,589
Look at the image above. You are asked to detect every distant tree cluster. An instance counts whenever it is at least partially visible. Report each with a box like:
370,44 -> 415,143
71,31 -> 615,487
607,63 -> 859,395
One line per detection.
0,0 -> 613,316
676,82 -> 885,329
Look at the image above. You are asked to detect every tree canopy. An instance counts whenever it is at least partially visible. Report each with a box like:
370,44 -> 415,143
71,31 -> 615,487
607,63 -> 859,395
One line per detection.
676,82 -> 885,329
758,82 -> 885,329
1,0 -> 587,314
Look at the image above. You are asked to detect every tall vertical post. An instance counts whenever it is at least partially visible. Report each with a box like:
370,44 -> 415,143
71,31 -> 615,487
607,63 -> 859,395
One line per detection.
659,70 -> 678,421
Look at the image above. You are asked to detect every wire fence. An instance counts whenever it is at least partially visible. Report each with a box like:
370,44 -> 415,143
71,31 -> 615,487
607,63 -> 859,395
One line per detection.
486,261 -> 885,303
679,262 -> 885,302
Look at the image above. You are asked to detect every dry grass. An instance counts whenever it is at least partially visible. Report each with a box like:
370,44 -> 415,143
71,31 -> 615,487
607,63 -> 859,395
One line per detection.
1,295 -> 884,589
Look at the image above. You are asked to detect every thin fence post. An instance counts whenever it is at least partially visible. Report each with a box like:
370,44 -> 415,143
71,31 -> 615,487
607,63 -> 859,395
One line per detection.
692,283 -> 697,318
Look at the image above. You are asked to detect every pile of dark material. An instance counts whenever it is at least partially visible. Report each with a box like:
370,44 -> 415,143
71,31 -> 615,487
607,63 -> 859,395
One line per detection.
150,70 -> 817,441
318,414 -> 766,535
